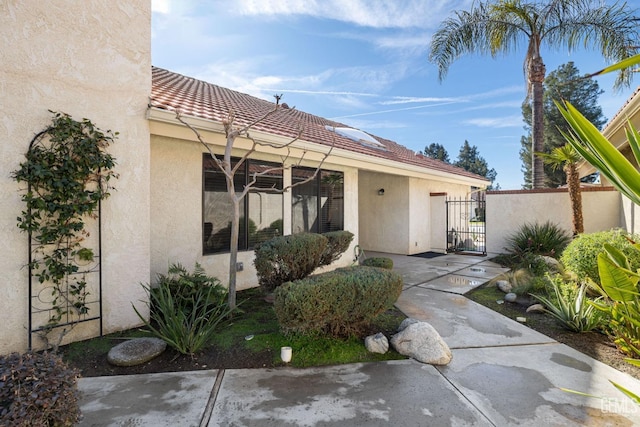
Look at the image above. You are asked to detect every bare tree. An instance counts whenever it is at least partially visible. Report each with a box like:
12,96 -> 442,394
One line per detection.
176,95 -> 334,309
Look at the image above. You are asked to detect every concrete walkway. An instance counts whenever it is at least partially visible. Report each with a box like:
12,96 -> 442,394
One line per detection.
78,253 -> 640,426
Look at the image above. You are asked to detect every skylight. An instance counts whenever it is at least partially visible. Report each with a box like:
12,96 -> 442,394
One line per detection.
325,126 -> 385,149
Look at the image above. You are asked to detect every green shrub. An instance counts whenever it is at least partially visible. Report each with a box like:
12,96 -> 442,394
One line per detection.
489,269 -> 535,296
274,266 -> 403,337
561,229 -> 640,285
254,233 -> 328,292
133,263 -> 232,355
505,221 -> 571,258
0,352 -> 81,426
153,263 -> 226,314
362,257 -> 394,270
319,230 -> 354,266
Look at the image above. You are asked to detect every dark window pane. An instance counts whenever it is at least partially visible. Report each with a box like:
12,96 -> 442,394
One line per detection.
320,171 -> 344,232
203,155 -> 283,253
247,160 -> 283,248
292,168 -> 344,234
203,156 -> 245,253
292,168 -> 318,233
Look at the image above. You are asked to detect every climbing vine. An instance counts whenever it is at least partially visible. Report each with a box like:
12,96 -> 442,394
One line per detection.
12,111 -> 118,341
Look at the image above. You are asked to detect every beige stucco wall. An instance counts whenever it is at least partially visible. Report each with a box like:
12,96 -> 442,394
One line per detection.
486,188 -> 621,254
621,196 -> 640,235
0,1 -> 151,354
150,131 -> 358,289
358,172 -> 410,254
358,171 -> 471,254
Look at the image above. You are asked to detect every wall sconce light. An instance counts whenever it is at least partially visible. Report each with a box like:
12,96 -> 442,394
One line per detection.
377,188 -> 385,196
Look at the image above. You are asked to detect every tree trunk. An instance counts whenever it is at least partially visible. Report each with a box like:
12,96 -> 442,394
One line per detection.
227,197 -> 239,310
565,163 -> 584,235
530,56 -> 546,189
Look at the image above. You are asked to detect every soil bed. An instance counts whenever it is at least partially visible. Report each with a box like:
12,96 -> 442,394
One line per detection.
62,285 -> 640,381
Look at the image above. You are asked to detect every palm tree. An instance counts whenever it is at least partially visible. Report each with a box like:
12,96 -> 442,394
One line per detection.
537,144 -> 583,234
429,0 -> 638,189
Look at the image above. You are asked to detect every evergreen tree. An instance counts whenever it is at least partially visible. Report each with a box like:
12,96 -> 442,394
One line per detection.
455,140 -> 497,188
423,143 -> 450,163
520,62 -> 605,188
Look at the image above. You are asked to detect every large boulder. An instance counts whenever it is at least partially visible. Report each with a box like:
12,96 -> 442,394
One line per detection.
107,337 -> 167,367
390,321 -> 451,365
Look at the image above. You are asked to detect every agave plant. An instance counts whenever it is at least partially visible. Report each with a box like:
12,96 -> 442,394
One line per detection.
531,280 -> 603,333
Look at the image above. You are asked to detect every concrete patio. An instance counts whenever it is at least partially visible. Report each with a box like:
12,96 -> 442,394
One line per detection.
77,253 -> 640,426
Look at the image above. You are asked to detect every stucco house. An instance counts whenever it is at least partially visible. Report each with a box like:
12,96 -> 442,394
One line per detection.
1,1 -> 486,354
148,67 -> 489,290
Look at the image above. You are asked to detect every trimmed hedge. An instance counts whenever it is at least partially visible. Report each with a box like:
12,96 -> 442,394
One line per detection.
561,229 -> 640,285
319,230 -> 354,266
254,233 -> 328,292
362,257 -> 393,269
0,352 -> 81,426
274,266 -> 403,337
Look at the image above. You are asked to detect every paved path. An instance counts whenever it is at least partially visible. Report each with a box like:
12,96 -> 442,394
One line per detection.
78,253 -> 640,426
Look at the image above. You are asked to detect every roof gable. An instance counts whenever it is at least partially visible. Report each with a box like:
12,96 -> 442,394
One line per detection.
150,66 -> 487,183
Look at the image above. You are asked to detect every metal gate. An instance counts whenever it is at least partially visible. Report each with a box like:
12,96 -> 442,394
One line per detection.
446,195 -> 486,255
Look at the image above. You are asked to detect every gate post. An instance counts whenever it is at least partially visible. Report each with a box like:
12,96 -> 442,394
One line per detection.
430,192 -> 448,252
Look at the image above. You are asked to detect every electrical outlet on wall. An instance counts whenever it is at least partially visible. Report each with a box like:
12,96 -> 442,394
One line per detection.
236,262 -> 244,272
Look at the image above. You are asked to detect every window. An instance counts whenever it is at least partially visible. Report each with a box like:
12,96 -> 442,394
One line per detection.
291,168 -> 344,233
203,155 -> 283,254
324,125 -> 386,150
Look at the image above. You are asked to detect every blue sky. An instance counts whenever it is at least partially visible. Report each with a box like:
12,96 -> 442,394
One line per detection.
151,0 -> 639,190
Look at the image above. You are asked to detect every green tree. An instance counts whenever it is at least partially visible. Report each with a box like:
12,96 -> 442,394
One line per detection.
423,143 -> 450,163
537,144 -> 583,234
176,97 -> 334,310
520,62 -> 605,188
429,0 -> 638,189
455,140 -> 497,188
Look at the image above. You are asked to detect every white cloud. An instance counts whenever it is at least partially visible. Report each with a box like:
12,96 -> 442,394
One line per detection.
380,96 -> 462,105
342,118 -> 407,130
332,101 -> 460,120
231,0 -> 474,29
151,0 -> 171,14
465,116 -> 523,128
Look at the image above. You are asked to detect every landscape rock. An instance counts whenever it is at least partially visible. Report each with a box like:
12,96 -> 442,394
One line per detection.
538,255 -> 561,272
504,292 -> 517,303
526,303 -> 546,313
108,337 -> 167,367
364,332 -> 389,354
391,321 -> 452,365
398,317 -> 420,332
496,280 -> 512,293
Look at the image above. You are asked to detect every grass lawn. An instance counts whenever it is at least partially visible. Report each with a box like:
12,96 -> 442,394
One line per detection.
61,287 -> 407,376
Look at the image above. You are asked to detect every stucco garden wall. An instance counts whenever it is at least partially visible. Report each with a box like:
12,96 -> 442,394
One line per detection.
486,187 -> 621,254
0,1 -> 151,354
150,133 -> 358,290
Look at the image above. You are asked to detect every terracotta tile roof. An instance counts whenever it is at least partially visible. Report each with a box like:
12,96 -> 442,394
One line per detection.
150,66 -> 487,183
